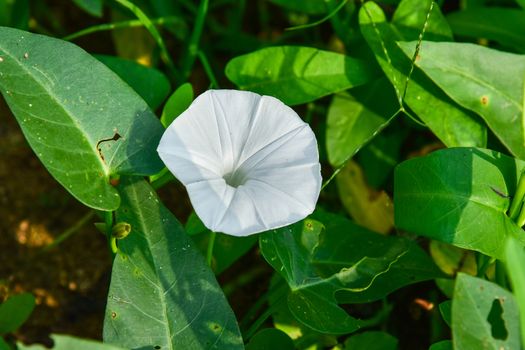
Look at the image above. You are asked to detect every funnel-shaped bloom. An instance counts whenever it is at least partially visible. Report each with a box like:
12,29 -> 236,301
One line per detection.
157,90 -> 321,236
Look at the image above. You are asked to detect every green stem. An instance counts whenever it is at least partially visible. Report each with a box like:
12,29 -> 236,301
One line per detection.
286,0 -> 348,31
206,231 -> 217,267
182,0 -> 209,80
105,211 -> 117,255
63,17 -> 183,41
197,50 -> 219,88
150,168 -> 176,190
509,169 -> 525,220
42,211 -> 95,251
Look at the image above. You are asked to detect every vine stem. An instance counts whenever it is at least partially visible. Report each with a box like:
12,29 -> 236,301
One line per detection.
182,0 -> 209,80
42,211 -> 95,251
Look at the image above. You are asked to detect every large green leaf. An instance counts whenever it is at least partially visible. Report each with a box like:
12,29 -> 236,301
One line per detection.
326,77 -> 398,167
452,273 -> 520,350
0,293 -> 34,334
394,148 -> 525,259
359,2 -> 487,148
447,8 -> 525,53
225,45 -> 378,105
398,41 -> 525,159
103,178 -> 243,349
95,54 -> 171,110
259,211 -> 442,333
0,27 -> 164,210
18,335 -> 126,350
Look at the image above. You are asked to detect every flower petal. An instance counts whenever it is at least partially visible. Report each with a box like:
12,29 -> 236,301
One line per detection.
157,89 -> 322,236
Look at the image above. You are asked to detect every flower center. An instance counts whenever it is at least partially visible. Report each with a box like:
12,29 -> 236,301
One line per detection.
223,168 -> 248,188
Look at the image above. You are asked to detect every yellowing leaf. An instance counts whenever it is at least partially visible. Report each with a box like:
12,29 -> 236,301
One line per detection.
336,160 -> 394,234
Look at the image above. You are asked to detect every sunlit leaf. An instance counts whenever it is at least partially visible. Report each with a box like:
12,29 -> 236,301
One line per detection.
359,2 -> 487,148
226,46 -> 378,105
161,82 -> 193,127
0,27 -> 164,210
395,147 -> 525,259
398,41 -> 525,159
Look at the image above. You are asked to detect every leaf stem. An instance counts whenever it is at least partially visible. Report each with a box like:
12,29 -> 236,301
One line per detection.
197,50 -> 219,88
206,231 -> 217,267
62,17 -> 184,41
285,0 -> 348,31
42,211 -> 95,251
182,0 -> 209,80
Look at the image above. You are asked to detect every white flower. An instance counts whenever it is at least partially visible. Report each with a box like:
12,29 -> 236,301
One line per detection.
157,90 -> 321,236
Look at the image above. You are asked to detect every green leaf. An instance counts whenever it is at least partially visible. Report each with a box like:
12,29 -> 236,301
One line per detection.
95,55 -> 171,110
343,331 -> 398,350
73,0 -> 103,17
392,0 -> 453,41
326,77 -> 398,167
519,0 -> 525,10
0,337 -> 9,350
452,273 -> 520,350
0,27 -> 164,210
266,0 -> 327,15
225,45 -> 378,106
429,340 -> 453,350
359,2 -> 487,148
246,328 -> 295,350
103,178 -> 243,350
260,211 -> 442,333
439,300 -> 452,327
161,82 -> 193,128
505,237 -> 525,347
17,334 -> 126,350
0,293 -> 35,334
447,8 -> 525,53
398,41 -> 525,159
395,147 -> 525,259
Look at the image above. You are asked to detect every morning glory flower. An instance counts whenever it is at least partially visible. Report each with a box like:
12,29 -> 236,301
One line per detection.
157,90 -> 321,236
